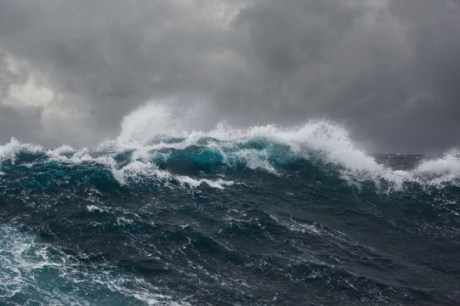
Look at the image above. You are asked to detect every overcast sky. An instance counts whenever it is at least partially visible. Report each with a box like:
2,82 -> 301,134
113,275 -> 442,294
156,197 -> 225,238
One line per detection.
0,0 -> 459,153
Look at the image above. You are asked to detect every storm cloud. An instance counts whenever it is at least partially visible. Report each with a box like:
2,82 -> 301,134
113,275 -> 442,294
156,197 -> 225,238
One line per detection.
0,0 -> 459,153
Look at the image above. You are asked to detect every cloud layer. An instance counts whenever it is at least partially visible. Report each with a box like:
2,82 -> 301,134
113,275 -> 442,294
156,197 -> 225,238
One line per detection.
0,0 -> 459,153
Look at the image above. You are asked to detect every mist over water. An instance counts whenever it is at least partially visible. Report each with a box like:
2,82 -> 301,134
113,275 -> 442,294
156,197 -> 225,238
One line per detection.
0,103 -> 459,305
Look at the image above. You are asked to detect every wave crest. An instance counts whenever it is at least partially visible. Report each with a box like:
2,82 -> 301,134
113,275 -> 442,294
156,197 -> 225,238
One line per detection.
1,104 -> 459,190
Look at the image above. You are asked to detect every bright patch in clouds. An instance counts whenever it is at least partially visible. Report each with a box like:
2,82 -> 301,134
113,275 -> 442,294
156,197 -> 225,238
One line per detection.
8,80 -> 54,109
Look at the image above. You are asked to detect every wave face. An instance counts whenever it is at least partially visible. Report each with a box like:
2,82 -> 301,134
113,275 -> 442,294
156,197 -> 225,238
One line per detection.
1,105 -> 460,305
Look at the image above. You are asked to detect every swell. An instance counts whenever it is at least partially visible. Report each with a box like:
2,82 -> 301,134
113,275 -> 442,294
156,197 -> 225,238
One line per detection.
1,154 -> 459,305
1,142 -> 460,303
1,104 -> 460,305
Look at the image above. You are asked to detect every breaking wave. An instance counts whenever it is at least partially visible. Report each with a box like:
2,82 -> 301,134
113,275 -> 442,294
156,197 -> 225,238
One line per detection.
1,104 -> 459,191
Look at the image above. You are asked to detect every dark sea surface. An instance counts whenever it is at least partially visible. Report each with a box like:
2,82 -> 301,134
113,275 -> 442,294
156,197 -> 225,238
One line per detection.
0,120 -> 459,305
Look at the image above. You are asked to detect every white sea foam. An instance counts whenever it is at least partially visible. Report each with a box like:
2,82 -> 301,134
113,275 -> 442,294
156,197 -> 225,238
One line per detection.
412,150 -> 460,187
0,225 -> 186,305
86,205 -> 105,212
111,159 -> 233,189
0,137 -> 44,164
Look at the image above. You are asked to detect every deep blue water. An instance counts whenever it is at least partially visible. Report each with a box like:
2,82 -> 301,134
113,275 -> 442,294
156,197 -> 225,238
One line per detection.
0,134 -> 459,305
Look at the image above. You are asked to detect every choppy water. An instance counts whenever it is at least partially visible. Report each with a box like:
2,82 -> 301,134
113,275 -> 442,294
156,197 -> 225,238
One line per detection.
1,105 -> 459,305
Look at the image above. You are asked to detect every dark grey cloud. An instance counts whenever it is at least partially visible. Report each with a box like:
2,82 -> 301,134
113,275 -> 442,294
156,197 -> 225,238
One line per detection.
0,0 -> 459,153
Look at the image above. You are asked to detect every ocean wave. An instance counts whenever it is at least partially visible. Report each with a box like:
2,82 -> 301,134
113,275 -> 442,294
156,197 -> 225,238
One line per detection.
1,104 -> 459,305
1,104 -> 459,191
